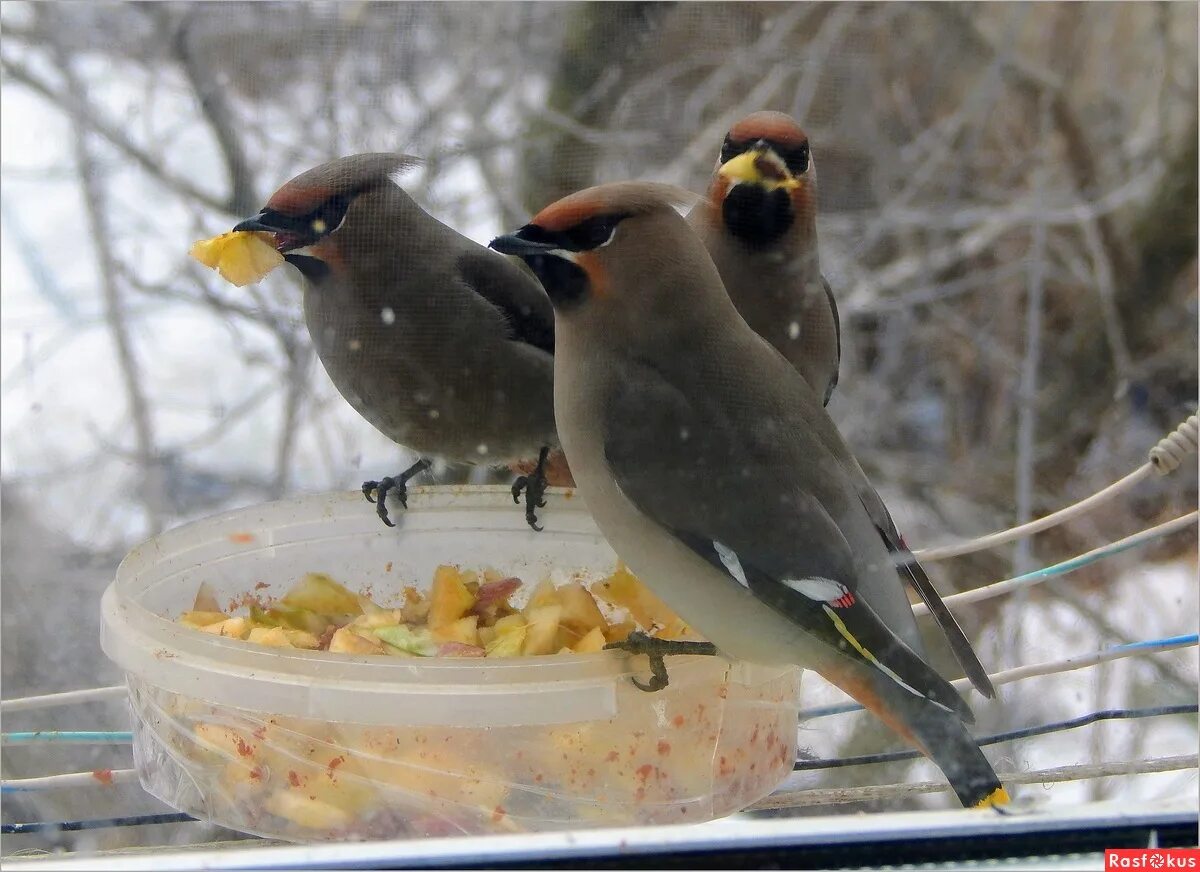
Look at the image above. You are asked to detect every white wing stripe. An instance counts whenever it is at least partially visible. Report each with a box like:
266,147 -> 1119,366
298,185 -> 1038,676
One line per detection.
713,541 -> 749,589
783,576 -> 849,602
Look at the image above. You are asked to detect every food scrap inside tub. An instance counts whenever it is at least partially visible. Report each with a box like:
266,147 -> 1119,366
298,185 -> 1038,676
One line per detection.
176,564 -> 706,657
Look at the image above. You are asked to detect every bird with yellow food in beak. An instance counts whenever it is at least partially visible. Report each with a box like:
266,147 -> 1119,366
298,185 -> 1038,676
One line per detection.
689,111 -> 841,406
231,154 -> 563,529
489,182 -> 1007,809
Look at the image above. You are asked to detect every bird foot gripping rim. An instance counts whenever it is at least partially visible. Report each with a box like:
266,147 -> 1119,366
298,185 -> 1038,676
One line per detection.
1148,414 -> 1198,475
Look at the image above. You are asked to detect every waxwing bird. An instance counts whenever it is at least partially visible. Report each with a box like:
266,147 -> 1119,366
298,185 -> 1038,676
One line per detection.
688,111 -> 841,406
233,154 -> 561,529
489,182 -> 1006,809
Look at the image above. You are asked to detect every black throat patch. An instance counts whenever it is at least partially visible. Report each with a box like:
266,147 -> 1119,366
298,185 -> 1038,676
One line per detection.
722,185 -> 794,247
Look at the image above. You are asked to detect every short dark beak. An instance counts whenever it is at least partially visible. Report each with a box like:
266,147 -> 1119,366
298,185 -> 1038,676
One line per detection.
488,233 -> 560,257
232,211 -> 280,234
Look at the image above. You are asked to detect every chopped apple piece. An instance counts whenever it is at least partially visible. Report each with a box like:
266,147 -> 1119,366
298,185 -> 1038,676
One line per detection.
523,579 -> 559,615
428,565 -> 476,629
282,629 -> 321,649
572,626 -> 607,653
400,586 -> 430,624
437,641 -> 485,657
522,605 -> 562,655
432,615 -> 479,647
352,610 -> 408,629
264,789 -> 351,830
252,603 -> 329,636
373,624 -> 436,656
190,231 -> 285,288
556,581 -> 607,635
247,626 -> 295,648
656,617 -> 703,641
328,626 -> 385,655
198,617 -> 250,639
485,614 -> 527,657
603,620 -> 637,644
281,573 -> 363,617
179,610 -> 230,628
472,577 -> 522,622
591,565 -> 682,629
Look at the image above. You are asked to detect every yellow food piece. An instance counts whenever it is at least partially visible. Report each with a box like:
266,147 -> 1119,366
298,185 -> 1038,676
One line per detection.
352,610 -> 408,629
557,580 -> 608,635
179,610 -> 230,628
283,629 -> 321,649
485,614 -> 527,657
281,573 -> 363,617
247,626 -> 295,648
428,565 -> 476,629
573,626 -> 607,653
478,625 -> 497,647
193,724 -> 259,761
523,578 -> 560,615
190,231 -> 285,288
522,605 -> 562,655
328,626 -> 384,655
591,565 -> 683,629
432,615 -> 479,646
603,620 -> 638,644
198,617 -> 251,639
655,617 -> 703,642
264,789 -> 352,830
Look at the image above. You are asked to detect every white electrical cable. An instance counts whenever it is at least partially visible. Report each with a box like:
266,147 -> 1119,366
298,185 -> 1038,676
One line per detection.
916,414 -> 1198,562
914,511 -> 1198,616
752,754 -> 1198,809
0,685 -> 126,713
950,635 -> 1197,695
1,768 -> 138,792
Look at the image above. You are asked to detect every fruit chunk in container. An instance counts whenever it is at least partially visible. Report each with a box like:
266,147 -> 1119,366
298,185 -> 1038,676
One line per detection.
102,487 -> 802,841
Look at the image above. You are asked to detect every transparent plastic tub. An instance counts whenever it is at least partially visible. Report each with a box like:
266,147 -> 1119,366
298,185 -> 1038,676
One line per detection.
101,487 -> 801,841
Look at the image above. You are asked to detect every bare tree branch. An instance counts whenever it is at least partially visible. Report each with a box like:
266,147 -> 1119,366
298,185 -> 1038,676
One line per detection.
51,42 -> 162,534
0,53 -> 230,215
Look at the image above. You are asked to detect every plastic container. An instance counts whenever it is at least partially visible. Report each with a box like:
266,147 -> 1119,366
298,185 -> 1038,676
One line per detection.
101,487 -> 801,841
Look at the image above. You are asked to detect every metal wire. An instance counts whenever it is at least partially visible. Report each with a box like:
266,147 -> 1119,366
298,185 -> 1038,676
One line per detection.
757,754 -> 1198,810
0,685 -> 126,713
793,704 -> 1197,772
913,511 -> 1198,615
1,813 -> 196,835
916,414 -> 1198,561
798,633 -> 1198,719
2,731 -> 133,745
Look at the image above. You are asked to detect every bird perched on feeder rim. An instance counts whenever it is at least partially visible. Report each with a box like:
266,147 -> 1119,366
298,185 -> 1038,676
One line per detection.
688,111 -> 841,406
232,153 -> 563,529
489,181 -> 1007,809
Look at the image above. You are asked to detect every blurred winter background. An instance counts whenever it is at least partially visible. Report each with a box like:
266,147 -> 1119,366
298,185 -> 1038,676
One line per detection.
1,0 -> 1196,856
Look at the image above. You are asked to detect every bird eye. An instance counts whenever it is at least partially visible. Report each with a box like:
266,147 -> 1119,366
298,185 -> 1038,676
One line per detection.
309,194 -> 351,237
784,142 -> 810,175
566,214 -> 627,251
719,135 -> 740,165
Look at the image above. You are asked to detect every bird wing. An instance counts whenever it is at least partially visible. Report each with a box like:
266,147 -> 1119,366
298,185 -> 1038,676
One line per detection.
820,274 -> 841,406
852,481 -> 995,698
601,359 -> 973,722
457,249 -> 555,355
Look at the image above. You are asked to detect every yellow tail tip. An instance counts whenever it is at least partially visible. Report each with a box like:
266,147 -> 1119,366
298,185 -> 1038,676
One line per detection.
973,786 -> 1011,809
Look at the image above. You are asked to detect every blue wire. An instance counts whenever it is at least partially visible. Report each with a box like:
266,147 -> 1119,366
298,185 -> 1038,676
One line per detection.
799,633 -> 1199,721
2,731 -> 133,744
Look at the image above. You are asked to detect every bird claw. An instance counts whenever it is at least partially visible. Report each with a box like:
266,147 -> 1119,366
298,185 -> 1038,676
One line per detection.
361,458 -> 431,528
511,446 -> 550,531
604,631 -> 719,693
